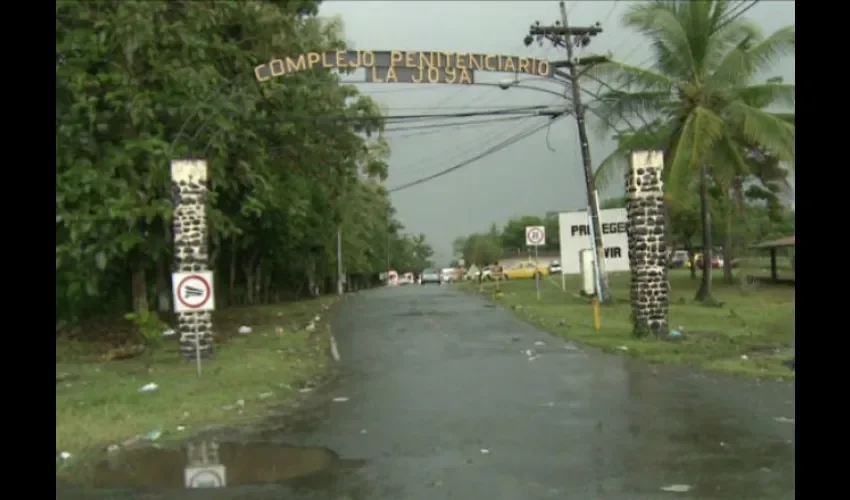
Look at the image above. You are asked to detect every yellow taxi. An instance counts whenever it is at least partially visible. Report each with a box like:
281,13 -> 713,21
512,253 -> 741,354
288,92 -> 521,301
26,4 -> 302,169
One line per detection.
503,261 -> 550,280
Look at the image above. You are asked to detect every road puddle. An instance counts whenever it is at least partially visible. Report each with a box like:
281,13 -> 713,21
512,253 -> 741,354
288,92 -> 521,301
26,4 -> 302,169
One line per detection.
85,440 -> 365,490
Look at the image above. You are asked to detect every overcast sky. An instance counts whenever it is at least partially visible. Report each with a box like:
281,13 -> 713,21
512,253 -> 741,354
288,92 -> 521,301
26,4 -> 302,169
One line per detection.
319,1 -> 796,266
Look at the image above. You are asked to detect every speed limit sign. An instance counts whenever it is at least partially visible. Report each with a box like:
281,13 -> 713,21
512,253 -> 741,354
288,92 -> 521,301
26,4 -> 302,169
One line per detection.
525,226 -> 546,246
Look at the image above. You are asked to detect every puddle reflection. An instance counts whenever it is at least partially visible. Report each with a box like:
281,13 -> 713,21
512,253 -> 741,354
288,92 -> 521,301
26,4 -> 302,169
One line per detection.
91,439 -> 366,490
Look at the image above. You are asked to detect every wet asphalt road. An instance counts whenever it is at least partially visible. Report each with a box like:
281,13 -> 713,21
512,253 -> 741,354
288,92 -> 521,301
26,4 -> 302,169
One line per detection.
63,284 -> 795,499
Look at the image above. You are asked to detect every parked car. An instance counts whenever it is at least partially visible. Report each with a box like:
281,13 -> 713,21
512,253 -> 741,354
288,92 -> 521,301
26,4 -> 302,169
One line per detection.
503,261 -> 549,280
420,268 -> 441,284
694,252 -> 724,269
669,250 -> 690,269
548,261 -> 562,274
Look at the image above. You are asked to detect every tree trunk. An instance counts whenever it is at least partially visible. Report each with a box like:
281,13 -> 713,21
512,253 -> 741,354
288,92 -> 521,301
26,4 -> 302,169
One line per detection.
155,259 -> 171,312
722,210 -> 734,284
263,269 -> 272,304
695,162 -> 715,302
305,261 -> 319,297
242,254 -> 255,305
253,263 -> 263,303
228,245 -> 237,306
684,239 -> 697,280
131,264 -> 149,313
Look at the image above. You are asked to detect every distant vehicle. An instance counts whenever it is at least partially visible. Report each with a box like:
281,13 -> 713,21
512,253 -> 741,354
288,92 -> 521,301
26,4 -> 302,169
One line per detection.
503,261 -> 549,280
669,250 -> 690,269
440,268 -> 455,283
481,266 -> 494,280
548,261 -> 562,274
420,268 -> 441,285
694,252 -> 724,269
386,270 -> 399,286
399,272 -> 414,285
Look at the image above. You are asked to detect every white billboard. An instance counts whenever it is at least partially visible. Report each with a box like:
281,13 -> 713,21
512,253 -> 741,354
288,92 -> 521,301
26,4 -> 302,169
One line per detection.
557,208 -> 630,275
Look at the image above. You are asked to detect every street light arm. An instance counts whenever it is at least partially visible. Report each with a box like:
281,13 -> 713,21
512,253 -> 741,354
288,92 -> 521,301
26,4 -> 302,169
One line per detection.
487,81 -> 566,99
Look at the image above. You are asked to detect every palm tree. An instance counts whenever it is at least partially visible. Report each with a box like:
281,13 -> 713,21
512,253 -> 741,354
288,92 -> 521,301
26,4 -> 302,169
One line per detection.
589,0 -> 794,302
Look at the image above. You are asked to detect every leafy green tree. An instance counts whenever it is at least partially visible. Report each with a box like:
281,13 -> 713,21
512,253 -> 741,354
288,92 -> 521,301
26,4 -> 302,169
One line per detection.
56,1 -> 432,336
590,0 -> 794,302
500,216 -> 545,252
600,198 -> 626,209
461,234 -> 502,267
543,213 -> 560,249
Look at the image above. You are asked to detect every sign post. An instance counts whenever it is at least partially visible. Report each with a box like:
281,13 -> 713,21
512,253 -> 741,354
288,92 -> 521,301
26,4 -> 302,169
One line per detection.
525,226 -> 546,300
172,270 -> 216,377
171,160 -> 215,364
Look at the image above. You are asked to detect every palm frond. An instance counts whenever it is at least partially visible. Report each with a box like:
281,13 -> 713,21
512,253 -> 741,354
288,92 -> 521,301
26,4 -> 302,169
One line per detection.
592,90 -> 674,129
593,148 -> 630,192
746,25 -> 795,76
705,33 -> 758,90
729,83 -> 795,109
622,2 -> 699,78
667,106 -> 724,195
724,101 -> 795,162
714,134 -> 751,185
584,61 -> 675,93
771,112 -> 795,125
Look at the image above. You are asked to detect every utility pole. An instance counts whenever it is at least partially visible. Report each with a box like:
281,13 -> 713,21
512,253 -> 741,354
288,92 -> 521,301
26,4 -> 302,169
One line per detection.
337,227 -> 344,295
386,217 -> 391,277
526,1 -> 612,302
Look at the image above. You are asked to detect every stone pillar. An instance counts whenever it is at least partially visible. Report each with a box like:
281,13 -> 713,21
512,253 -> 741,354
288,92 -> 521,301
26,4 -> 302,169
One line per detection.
171,160 -> 215,359
625,151 -> 669,338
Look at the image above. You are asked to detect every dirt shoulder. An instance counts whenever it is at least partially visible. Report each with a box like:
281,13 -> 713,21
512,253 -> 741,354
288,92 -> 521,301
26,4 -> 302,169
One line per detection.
459,271 -> 795,380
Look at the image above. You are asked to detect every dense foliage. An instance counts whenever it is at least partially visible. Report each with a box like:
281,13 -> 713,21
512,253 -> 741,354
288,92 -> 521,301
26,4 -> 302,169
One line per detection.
56,1 -> 433,326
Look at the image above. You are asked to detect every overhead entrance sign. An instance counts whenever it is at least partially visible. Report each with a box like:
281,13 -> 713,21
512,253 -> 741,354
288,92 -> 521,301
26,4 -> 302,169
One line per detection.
172,271 -> 215,313
185,464 -> 227,488
525,226 -> 546,246
558,208 -> 630,275
254,50 -> 554,85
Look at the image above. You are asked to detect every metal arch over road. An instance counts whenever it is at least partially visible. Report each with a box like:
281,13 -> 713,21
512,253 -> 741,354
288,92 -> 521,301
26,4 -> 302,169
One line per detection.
254,50 -> 553,85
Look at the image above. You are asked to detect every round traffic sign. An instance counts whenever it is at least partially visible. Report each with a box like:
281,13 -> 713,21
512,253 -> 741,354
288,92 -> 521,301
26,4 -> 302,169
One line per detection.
187,468 -> 224,488
526,227 -> 544,245
176,274 -> 212,310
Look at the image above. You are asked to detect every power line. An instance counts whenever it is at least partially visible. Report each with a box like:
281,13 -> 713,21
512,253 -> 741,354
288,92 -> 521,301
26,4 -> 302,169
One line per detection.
601,1 -> 619,25
387,115 -> 566,193
264,113 -> 548,153
383,114 -> 535,134
354,85 -> 454,94
388,116 -> 539,178
387,95 -> 564,177
376,44 -> 560,171
715,0 -> 759,31
384,117 -> 534,140
379,105 -> 555,123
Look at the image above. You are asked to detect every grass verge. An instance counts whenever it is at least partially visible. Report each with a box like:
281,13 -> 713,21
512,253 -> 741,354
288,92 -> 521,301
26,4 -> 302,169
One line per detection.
56,296 -> 341,473
460,271 -> 794,380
